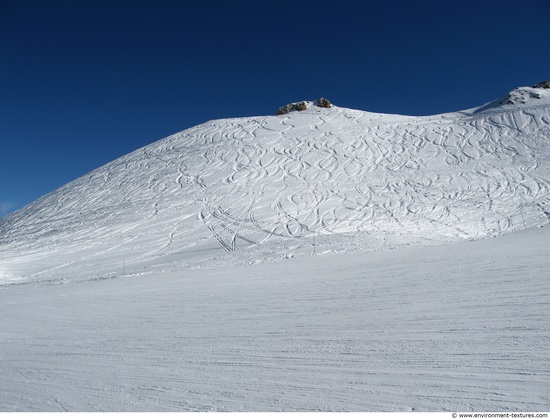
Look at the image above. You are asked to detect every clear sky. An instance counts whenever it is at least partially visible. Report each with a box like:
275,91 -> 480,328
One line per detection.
1,0 -> 549,217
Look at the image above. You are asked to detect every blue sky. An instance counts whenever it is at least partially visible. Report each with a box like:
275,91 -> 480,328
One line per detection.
1,0 -> 549,217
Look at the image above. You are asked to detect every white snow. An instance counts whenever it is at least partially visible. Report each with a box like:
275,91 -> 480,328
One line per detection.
0,85 -> 549,411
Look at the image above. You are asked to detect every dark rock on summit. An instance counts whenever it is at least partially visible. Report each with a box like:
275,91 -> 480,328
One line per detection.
533,80 -> 550,89
315,98 -> 333,108
276,98 -> 334,115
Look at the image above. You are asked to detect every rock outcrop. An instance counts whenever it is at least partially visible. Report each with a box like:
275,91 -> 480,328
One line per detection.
276,98 -> 333,115
499,82 -> 549,105
316,98 -> 333,108
533,80 -> 550,89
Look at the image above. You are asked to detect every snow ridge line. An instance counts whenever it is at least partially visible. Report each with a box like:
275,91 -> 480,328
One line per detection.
1,95 -> 550,281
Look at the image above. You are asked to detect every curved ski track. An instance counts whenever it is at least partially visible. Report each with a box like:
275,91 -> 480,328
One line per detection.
1,104 -> 550,282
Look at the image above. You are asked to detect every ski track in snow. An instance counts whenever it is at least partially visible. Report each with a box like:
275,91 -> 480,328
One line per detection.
1,100 -> 549,282
0,89 -> 550,411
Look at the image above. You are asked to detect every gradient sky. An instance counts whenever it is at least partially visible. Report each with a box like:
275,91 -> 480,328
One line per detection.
1,0 -> 549,217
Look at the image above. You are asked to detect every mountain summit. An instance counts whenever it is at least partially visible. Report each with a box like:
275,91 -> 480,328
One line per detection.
1,85 -> 550,283
472,81 -> 550,113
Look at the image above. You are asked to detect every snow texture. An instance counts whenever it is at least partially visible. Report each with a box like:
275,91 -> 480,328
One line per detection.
0,85 -> 549,411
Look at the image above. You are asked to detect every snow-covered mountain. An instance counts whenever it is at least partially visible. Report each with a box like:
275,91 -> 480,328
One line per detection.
1,85 -> 550,284
1,85 -> 550,412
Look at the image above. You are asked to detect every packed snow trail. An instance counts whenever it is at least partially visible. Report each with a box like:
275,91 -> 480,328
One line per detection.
0,85 -> 549,412
0,86 -> 550,282
0,226 -> 548,411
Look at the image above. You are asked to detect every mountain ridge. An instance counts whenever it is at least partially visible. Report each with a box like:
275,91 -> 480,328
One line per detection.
1,85 -> 550,284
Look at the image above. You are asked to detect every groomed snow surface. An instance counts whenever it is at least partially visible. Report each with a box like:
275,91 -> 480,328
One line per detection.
0,86 -> 549,411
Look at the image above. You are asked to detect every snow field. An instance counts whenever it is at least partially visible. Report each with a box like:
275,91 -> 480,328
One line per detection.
1,90 -> 549,283
0,226 -> 548,411
0,86 -> 549,411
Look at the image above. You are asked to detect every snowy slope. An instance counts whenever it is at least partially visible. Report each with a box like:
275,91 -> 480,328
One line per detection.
1,85 -> 550,283
0,226 -> 549,411
1,85 -> 550,412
